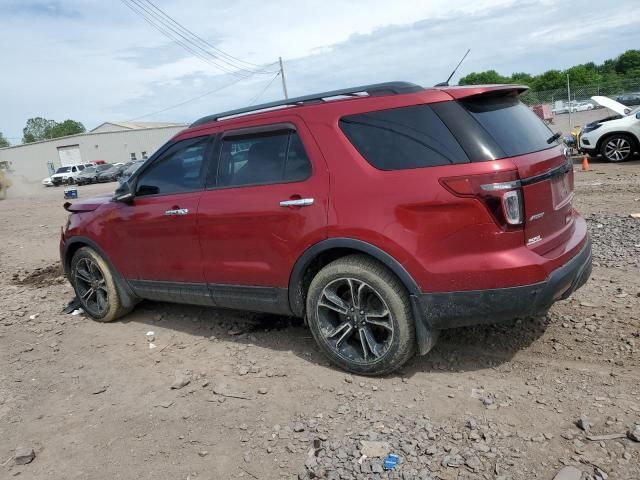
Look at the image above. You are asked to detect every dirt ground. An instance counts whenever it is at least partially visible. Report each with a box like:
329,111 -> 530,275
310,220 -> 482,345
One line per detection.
1,159 -> 639,480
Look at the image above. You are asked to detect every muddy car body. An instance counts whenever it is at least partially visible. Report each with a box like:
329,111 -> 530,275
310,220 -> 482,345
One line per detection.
60,82 -> 592,374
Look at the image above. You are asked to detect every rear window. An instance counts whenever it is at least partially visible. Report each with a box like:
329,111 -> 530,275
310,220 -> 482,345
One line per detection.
339,105 -> 469,170
458,95 -> 556,157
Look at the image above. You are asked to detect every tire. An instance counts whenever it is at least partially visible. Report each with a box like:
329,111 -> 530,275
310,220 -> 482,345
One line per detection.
600,134 -> 636,162
306,254 -> 418,375
70,247 -> 133,322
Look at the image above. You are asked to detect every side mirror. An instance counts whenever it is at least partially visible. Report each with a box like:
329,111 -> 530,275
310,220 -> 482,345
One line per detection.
113,181 -> 134,204
636,112 -> 640,120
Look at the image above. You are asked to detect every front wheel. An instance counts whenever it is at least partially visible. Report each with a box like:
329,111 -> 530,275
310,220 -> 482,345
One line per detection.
600,134 -> 635,162
306,255 -> 419,375
70,247 -> 132,322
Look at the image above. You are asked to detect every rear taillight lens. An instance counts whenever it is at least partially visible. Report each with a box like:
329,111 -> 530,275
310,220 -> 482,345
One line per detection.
501,190 -> 523,225
440,170 -> 524,229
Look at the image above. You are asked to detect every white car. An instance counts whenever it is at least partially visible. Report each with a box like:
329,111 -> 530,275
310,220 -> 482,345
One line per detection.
573,101 -> 594,112
50,163 -> 94,186
580,96 -> 640,162
42,177 -> 53,187
552,101 -> 594,114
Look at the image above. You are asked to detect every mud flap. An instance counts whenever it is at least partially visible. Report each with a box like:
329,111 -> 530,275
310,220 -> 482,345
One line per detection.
411,294 -> 439,355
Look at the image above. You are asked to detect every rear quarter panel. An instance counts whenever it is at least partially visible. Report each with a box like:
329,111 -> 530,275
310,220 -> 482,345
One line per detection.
298,91 -> 554,292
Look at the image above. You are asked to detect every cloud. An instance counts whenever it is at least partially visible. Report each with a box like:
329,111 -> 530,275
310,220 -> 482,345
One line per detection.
0,0 -> 638,141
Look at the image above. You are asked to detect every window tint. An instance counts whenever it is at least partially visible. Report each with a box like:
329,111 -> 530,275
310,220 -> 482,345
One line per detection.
136,137 -> 209,196
217,131 -> 311,187
339,105 -> 469,170
458,96 -> 556,157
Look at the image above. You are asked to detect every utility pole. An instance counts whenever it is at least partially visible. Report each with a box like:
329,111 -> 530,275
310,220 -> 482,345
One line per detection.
566,74 -> 572,131
279,56 -> 289,100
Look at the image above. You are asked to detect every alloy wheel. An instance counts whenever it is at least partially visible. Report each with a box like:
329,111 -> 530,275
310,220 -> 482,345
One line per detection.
604,137 -> 631,162
316,277 -> 394,364
74,257 -> 109,317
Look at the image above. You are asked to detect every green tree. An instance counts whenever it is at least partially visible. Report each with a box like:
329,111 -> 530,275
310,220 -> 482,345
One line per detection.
509,72 -> 534,85
597,58 -> 617,75
22,117 -> 85,143
45,119 -> 85,138
456,49 -> 640,93
0,132 -> 9,148
564,65 -> 601,86
22,117 -> 57,143
530,70 -> 566,91
615,49 -> 640,75
459,70 -> 509,85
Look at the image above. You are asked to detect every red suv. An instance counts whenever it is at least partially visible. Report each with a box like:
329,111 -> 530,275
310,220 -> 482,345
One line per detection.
61,82 -> 591,375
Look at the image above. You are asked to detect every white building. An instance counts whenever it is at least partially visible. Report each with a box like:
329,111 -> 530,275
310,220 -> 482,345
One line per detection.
0,122 -> 187,182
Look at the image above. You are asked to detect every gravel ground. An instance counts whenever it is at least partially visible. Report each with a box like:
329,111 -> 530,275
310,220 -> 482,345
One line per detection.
0,159 -> 639,480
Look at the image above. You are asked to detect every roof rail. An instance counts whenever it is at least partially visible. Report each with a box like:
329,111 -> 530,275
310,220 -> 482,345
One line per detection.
190,81 -> 423,127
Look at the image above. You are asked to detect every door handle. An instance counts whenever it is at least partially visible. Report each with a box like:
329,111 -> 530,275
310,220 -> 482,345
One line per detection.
279,198 -> 314,208
164,208 -> 189,216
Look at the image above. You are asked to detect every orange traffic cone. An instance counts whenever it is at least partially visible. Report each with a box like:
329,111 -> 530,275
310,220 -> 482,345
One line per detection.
581,156 -> 590,172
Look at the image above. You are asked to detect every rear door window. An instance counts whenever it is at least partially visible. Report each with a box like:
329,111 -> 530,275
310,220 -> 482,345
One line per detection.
339,105 -> 469,170
216,131 -> 311,188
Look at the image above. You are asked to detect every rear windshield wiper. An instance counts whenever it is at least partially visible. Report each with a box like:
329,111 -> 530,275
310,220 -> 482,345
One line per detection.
547,131 -> 562,144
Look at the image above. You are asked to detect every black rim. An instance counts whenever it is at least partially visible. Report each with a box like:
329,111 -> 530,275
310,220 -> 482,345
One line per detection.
74,257 -> 108,317
316,277 -> 394,365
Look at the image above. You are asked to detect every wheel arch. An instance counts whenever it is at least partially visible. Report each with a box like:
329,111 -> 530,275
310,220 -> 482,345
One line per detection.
596,130 -> 640,153
63,236 -> 138,307
288,238 -> 421,318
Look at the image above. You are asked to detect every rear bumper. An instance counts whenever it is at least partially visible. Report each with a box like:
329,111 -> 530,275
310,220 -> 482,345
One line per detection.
416,234 -> 592,330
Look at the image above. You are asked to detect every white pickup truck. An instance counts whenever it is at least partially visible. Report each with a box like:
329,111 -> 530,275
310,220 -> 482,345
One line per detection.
47,163 -> 94,186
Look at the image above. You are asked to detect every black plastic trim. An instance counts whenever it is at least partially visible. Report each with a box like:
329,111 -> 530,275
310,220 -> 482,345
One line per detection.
288,238 -> 421,318
220,122 -> 296,139
128,280 -> 292,316
417,236 -> 592,330
520,158 -> 572,186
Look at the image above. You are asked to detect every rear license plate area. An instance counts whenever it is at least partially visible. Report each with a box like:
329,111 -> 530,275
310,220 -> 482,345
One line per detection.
551,172 -> 572,208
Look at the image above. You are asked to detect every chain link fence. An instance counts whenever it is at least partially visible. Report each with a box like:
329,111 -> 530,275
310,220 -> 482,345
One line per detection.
519,77 -> 639,135
521,77 -> 640,107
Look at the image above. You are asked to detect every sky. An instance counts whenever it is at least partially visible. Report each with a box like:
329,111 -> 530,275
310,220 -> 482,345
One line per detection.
1,0 -> 639,143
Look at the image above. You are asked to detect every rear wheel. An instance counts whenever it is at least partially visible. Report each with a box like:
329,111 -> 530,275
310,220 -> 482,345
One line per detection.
306,255 -> 418,375
70,247 -> 132,322
600,134 -> 635,162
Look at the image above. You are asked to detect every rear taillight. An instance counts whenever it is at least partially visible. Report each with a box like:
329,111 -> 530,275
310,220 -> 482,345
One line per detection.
440,170 -> 524,229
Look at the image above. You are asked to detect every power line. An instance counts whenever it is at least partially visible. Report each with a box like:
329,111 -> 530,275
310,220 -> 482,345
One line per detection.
121,0 -> 277,77
129,0 -> 266,75
248,72 -> 280,105
121,0 -> 251,78
140,0 -> 276,73
126,75 -> 252,121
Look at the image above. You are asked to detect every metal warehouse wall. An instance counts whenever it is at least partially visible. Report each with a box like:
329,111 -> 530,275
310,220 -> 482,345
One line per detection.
0,126 -> 185,183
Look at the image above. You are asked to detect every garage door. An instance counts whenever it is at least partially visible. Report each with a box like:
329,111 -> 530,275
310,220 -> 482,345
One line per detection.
57,145 -> 82,166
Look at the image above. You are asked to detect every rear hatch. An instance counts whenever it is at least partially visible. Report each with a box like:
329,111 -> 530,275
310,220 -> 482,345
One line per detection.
434,88 -> 575,255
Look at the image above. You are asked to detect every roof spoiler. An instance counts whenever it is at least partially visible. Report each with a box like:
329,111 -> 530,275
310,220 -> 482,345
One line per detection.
439,84 -> 529,100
